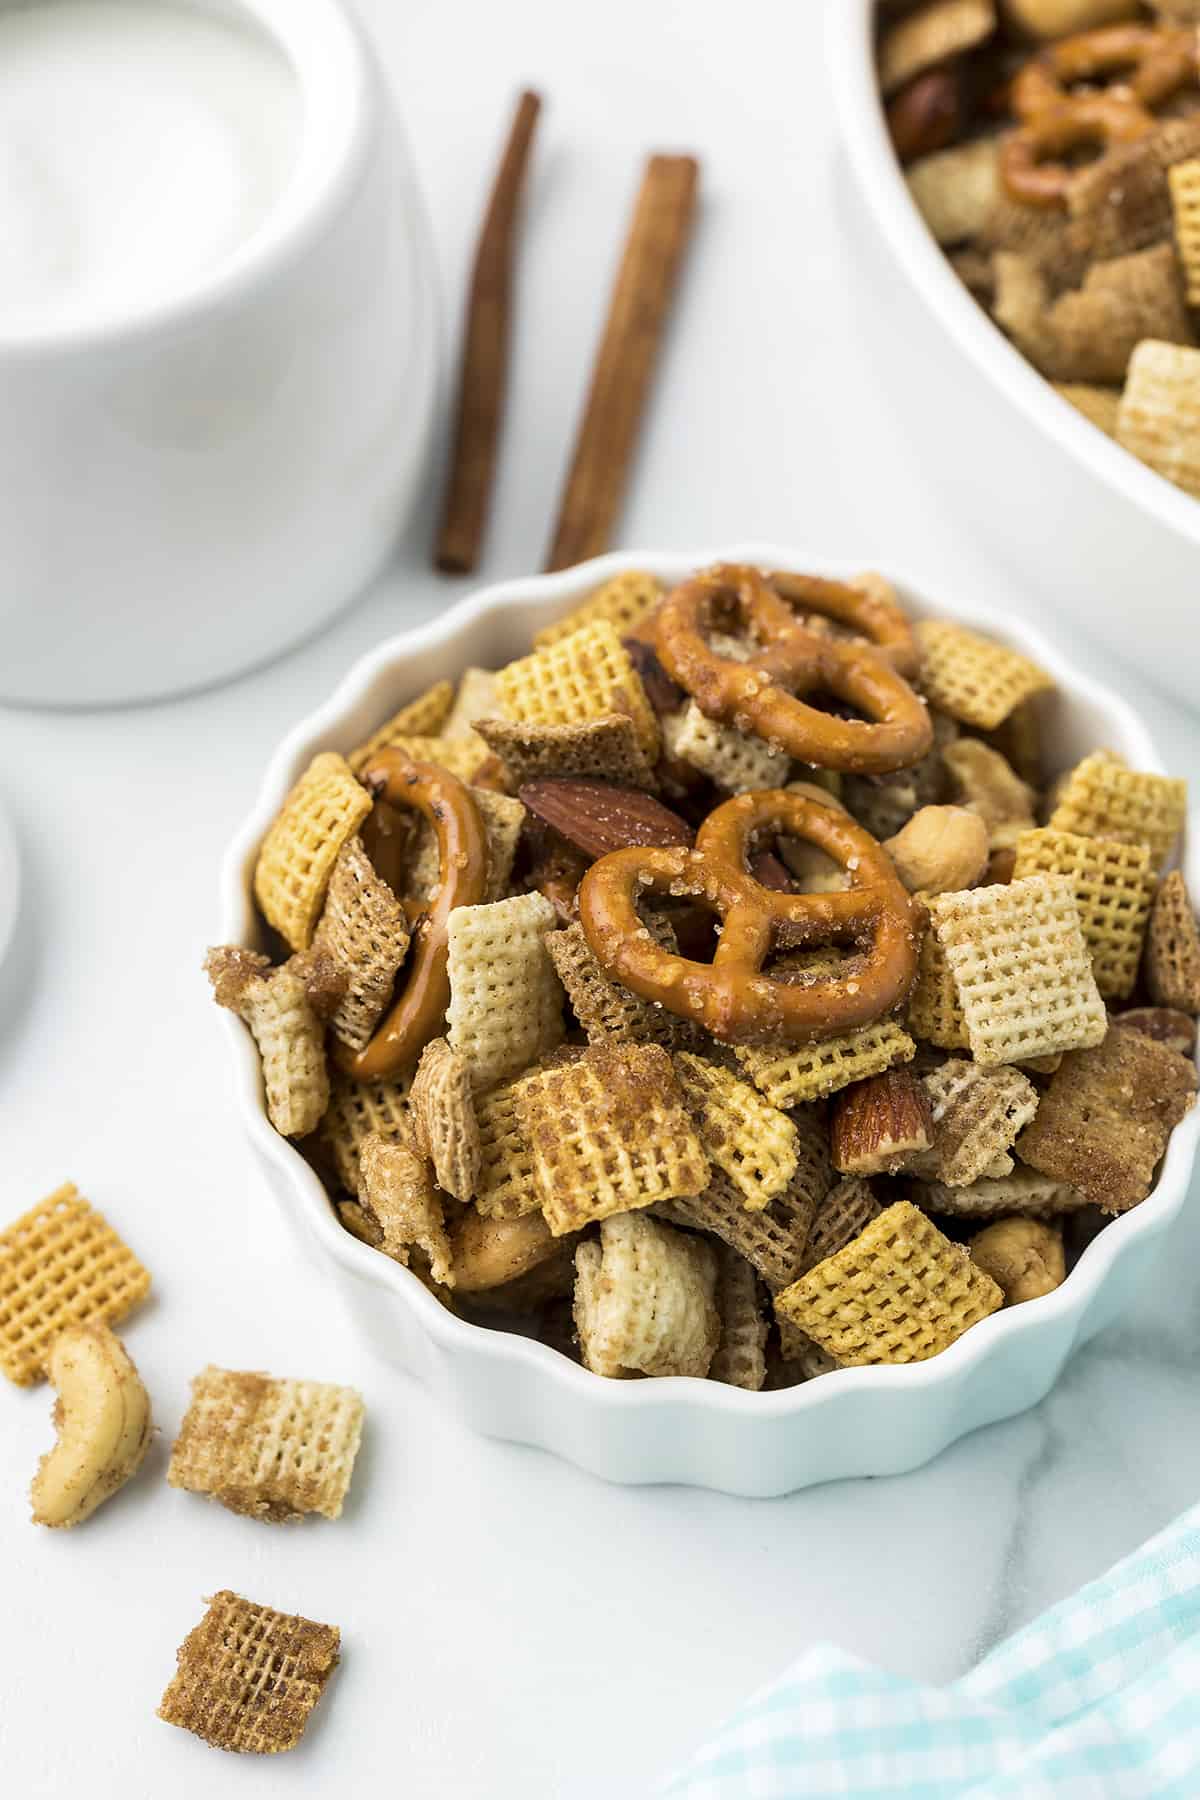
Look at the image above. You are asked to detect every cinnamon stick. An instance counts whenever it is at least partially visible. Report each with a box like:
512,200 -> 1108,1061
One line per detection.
544,153 -> 699,573
434,90 -> 543,575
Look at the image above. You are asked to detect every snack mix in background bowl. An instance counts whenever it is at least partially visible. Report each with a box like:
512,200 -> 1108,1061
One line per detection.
212,554 -> 1200,1466
878,0 -> 1200,498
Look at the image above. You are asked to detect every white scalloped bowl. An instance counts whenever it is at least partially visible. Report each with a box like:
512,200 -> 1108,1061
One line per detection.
218,545 -> 1199,1496
830,2 -> 1200,712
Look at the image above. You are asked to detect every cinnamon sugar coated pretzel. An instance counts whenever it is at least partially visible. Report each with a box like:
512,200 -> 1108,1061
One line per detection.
878,2 -> 1200,506
653,564 -> 933,774
216,559 -> 1192,1382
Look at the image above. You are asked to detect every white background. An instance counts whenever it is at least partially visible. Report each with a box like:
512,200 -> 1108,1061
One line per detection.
4,2 -> 1200,1796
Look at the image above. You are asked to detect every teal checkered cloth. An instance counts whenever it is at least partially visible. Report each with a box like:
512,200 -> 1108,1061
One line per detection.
659,1504 -> 1200,1798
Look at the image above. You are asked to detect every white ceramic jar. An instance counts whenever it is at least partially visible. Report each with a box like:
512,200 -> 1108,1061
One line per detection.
0,0 -> 439,705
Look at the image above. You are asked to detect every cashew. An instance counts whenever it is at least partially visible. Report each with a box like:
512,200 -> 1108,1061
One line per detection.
969,1218 -> 1065,1306
884,805 -> 989,894
449,1209 -> 561,1293
30,1324 -> 151,1528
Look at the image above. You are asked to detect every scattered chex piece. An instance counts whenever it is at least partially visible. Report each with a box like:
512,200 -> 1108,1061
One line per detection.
914,619 -> 1053,731
409,1038 -> 481,1201
908,1058 -> 1039,1187
1145,871 -> 1200,1013
910,1167 -> 1089,1221
319,1068 -> 411,1193
735,1019 -> 916,1107
673,1052 -> 799,1209
253,753 -> 372,951
517,1044 -> 709,1235
708,1246 -> 768,1391
474,713 -> 656,789
494,619 -> 659,759
546,919 -> 691,1049
311,837 -> 410,1051
573,1212 -> 719,1379
928,876 -> 1107,1067
446,891 -> 564,1087
1116,340 -> 1200,501
774,1201 -> 1004,1367
346,678 -> 456,772
168,1367 -> 365,1522
472,1079 -> 542,1221
359,1127 -> 453,1285
206,948 -> 331,1139
802,1176 -> 881,1274
158,1590 -> 339,1754
662,700 -> 791,793
0,1184 -> 150,1387
533,570 -> 662,649
1012,828 -> 1153,1000
1048,751 -> 1186,871
1018,1028 -> 1197,1214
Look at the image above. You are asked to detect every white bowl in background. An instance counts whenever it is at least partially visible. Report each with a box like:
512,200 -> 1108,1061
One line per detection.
830,0 -> 1200,713
218,545 -> 1199,1495
0,0 -> 438,707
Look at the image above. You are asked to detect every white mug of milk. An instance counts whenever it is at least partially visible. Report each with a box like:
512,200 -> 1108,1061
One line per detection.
0,0 -> 438,704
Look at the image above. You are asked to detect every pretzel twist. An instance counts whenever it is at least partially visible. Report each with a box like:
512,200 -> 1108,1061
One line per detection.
1003,25 -> 1197,208
652,564 -> 932,775
336,755 -> 488,1079
577,790 -> 921,1045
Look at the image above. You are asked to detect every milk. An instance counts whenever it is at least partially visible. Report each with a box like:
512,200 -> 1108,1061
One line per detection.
0,0 -> 300,331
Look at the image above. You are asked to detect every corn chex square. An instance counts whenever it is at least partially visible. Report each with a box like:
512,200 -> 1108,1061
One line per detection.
253,752 -> 373,951
673,1051 -> 798,1210
0,1185 -> 151,1387
516,1044 -> 709,1236
734,1019 -> 915,1108
158,1590 -> 339,1754
1012,828 -> 1153,1000
346,679 -> 456,773
1017,1028 -> 1196,1214
774,1201 -> 1003,1366
446,892 -> 564,1087
494,619 -> 659,759
533,570 -> 662,649
914,619 -> 1052,731
928,875 -> 1106,1067
1047,750 -> 1186,871
473,1079 -> 543,1220
168,1366 -> 365,1522
320,1068 -> 412,1193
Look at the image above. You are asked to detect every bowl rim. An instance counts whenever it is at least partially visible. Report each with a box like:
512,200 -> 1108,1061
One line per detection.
827,0 -> 1200,555
218,542 -> 1200,1420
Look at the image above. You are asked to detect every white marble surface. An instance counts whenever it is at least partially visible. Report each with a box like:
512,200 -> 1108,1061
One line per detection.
2,1 -> 1199,1795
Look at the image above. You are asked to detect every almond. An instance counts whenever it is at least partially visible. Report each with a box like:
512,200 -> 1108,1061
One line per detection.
830,1068 -> 933,1176
518,778 -> 694,860
886,67 -> 964,164
1110,1006 -> 1198,1059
